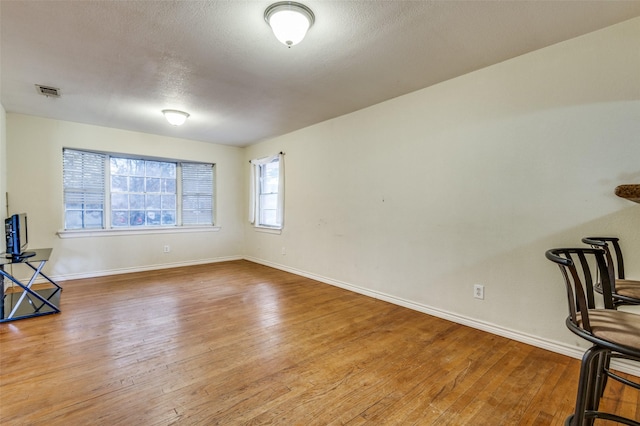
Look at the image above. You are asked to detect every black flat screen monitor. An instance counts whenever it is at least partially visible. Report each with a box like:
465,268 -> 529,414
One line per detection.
5,213 -> 34,258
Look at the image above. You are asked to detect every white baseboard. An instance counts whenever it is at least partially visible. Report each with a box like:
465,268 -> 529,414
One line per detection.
245,256 -> 640,378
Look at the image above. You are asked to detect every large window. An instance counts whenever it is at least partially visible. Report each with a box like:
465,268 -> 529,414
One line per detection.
249,153 -> 284,229
63,149 -> 214,230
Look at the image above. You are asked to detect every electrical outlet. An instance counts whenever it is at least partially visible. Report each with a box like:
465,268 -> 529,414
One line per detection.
281,247 -> 286,255
474,284 -> 485,300
163,245 -> 170,253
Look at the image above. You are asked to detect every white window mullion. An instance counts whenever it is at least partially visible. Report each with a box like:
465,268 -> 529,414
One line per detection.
104,154 -> 112,229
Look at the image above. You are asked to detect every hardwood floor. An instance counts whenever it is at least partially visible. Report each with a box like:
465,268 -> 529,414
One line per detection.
1,260 -> 638,425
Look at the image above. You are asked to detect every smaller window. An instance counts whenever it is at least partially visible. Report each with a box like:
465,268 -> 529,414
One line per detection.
249,154 -> 284,229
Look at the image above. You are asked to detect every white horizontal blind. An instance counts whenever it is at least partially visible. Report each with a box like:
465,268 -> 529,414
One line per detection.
181,163 -> 214,225
63,149 -> 106,229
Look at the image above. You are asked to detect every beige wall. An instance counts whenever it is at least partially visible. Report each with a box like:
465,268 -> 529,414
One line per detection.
244,18 -> 640,354
0,103 -> 6,217
6,115 -> 245,278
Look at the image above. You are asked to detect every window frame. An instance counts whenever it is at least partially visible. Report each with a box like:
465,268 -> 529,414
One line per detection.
60,148 -> 218,237
249,153 -> 284,231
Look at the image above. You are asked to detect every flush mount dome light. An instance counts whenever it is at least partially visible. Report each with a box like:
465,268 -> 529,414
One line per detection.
264,1 -> 314,47
162,109 -> 190,126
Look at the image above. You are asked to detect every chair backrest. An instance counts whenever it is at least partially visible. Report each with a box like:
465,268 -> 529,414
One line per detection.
582,237 -> 625,279
582,237 -> 619,294
545,247 -> 615,333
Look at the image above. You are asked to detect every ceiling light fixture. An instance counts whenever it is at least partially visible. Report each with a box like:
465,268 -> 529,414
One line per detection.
264,2 -> 314,47
162,109 -> 190,126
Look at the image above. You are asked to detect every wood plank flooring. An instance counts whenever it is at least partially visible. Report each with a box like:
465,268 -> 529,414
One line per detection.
1,260 -> 638,425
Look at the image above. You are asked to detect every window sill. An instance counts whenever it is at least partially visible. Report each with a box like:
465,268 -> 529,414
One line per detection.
253,226 -> 282,235
57,226 -> 221,239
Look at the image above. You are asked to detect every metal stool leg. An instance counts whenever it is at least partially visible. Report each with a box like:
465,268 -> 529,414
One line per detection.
570,346 -> 606,426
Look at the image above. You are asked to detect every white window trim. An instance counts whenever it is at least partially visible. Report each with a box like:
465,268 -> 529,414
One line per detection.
249,153 -> 284,230
57,225 -> 221,239
253,227 -> 282,235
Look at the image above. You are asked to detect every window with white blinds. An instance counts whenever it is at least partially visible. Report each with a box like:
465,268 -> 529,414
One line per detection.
181,163 -> 213,226
62,148 -> 215,230
63,149 -> 106,229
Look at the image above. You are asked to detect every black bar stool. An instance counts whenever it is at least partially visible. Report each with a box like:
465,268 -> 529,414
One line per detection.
546,247 -> 640,425
582,237 -> 640,306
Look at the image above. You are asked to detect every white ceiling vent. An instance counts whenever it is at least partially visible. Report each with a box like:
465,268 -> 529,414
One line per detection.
35,84 -> 61,98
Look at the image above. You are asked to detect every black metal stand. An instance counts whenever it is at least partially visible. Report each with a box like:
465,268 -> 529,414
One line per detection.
0,248 -> 62,322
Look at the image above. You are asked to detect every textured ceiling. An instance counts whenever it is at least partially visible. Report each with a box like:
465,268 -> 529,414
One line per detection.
2,1 -> 640,147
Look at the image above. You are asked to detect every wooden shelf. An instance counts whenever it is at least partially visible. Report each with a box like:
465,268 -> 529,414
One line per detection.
615,184 -> 640,203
